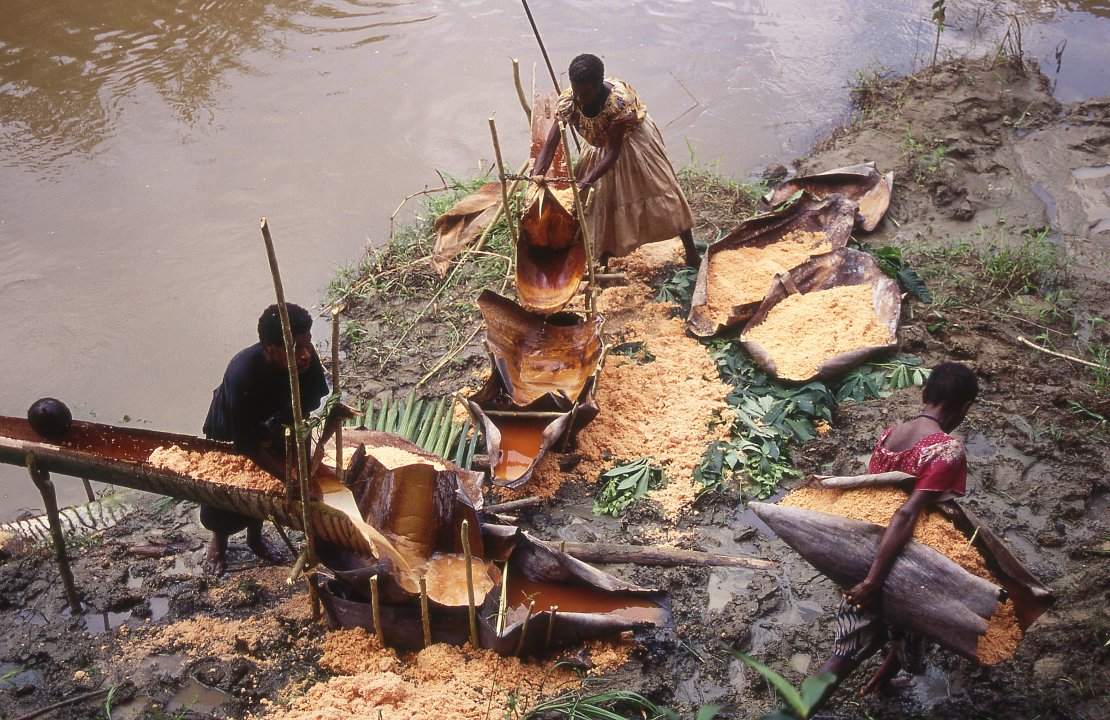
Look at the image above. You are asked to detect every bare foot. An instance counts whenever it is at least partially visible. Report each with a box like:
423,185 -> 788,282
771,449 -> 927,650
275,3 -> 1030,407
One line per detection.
204,534 -> 228,576
860,650 -> 901,697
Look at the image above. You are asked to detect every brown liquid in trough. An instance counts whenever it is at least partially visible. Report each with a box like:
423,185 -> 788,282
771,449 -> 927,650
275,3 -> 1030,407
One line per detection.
504,574 -> 660,615
492,418 -> 548,482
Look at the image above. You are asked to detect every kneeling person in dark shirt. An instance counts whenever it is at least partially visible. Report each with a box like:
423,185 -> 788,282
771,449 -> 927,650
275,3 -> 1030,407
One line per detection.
201,303 -> 330,575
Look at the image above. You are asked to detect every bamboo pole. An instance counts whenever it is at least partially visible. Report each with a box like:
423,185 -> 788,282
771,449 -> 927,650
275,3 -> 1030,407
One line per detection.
259,218 -> 315,568
520,0 -> 559,93
488,117 -> 519,246
544,605 -> 558,650
419,574 -> 432,647
331,304 -> 344,484
482,497 -> 543,515
287,548 -> 309,585
370,573 -> 385,645
26,452 -> 82,614
558,122 -> 598,316
515,600 -> 536,656
461,519 -> 480,646
512,58 -> 531,121
495,562 -> 510,635
558,541 -> 777,570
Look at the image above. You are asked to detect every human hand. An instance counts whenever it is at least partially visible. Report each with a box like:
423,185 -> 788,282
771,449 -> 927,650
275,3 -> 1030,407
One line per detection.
531,174 -> 547,184
845,577 -> 882,610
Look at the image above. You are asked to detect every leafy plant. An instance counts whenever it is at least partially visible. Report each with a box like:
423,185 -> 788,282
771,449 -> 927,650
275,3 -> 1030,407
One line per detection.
982,227 -> 1063,297
519,689 -> 670,719
698,344 -> 928,499
593,458 -> 664,517
349,392 -> 478,468
867,245 -> 933,303
731,650 -> 836,720
930,0 -> 947,67
656,266 -> 698,308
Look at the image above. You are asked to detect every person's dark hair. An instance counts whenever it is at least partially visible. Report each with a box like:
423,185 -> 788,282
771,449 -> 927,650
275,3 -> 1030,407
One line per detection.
27,397 -> 72,440
922,362 -> 978,411
568,53 -> 604,86
257,304 -> 312,345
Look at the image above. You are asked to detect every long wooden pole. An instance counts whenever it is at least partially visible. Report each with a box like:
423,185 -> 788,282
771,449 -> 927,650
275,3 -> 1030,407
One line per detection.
488,117 -> 519,246
259,218 -> 315,568
558,122 -> 597,315
558,541 -> 776,570
26,452 -> 82,614
331,304 -> 344,483
520,0 -> 560,93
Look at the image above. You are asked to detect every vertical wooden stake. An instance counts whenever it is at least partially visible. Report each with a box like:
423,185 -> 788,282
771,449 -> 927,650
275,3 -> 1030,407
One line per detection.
545,605 -> 558,650
419,574 -> 432,648
515,600 -> 535,657
80,478 -> 95,503
259,218 -> 315,568
461,519 -> 480,647
331,304 -> 344,484
488,117 -> 519,246
26,452 -> 82,614
559,122 -> 598,317
284,428 -> 294,491
370,574 -> 385,646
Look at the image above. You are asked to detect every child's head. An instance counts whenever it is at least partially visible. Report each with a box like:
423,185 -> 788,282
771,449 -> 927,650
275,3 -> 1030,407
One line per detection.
922,362 -> 978,429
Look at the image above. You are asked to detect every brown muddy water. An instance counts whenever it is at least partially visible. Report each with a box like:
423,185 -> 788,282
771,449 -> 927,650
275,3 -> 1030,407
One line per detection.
1,0 -> 1108,519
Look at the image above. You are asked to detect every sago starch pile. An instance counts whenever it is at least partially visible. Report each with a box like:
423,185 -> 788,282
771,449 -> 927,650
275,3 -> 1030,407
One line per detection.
743,283 -> 894,380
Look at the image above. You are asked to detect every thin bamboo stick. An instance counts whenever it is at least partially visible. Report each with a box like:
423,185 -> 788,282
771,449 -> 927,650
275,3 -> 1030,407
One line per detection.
512,58 -> 531,121
515,600 -> 535,656
461,519 -> 480,646
419,574 -> 432,647
287,548 -> 309,585
544,605 -> 558,650
331,304 -> 344,483
1017,335 -> 1106,370
26,452 -> 81,614
259,218 -> 314,568
370,573 -> 385,645
481,409 -> 567,419
495,562 -> 510,635
558,122 -> 598,316
488,117 -> 519,246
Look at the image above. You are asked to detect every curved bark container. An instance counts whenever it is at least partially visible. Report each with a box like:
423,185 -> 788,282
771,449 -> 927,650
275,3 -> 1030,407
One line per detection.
317,523 -> 670,656
516,90 -> 587,314
687,193 -> 857,337
740,247 -> 901,382
762,162 -> 894,232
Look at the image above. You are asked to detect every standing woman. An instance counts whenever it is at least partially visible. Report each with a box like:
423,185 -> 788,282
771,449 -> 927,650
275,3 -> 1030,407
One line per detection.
532,53 -> 699,267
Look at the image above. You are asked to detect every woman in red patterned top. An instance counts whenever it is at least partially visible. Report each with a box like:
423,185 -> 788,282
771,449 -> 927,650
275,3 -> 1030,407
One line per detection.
813,362 -> 979,708
533,53 -> 698,266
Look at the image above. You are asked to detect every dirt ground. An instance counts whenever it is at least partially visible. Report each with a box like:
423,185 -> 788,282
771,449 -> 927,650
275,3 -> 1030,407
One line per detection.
1,57 -> 1107,719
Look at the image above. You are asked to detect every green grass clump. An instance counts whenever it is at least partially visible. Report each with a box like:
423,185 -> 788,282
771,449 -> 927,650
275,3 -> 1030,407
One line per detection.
326,174 -> 516,389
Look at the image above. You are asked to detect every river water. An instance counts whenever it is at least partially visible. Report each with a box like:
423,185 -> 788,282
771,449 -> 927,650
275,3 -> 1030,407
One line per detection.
1,0 -> 1107,518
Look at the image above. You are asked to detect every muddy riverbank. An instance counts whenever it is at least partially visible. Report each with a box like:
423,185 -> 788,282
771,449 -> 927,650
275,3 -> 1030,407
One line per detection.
1,56 -> 1107,719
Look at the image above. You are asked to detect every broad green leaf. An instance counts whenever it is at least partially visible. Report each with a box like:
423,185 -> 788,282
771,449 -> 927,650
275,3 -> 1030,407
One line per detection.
799,672 -> 837,710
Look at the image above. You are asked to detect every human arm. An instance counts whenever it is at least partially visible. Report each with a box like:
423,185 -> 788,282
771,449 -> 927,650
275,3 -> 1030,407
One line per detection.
845,489 -> 940,609
532,121 -> 562,179
576,120 -> 626,188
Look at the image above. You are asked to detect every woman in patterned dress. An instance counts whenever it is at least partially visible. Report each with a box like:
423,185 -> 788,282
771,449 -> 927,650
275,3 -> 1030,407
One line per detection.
532,53 -> 698,267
